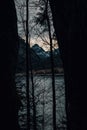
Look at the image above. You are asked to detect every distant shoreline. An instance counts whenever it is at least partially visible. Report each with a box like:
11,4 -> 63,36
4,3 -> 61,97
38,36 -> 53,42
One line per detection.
15,72 -> 64,77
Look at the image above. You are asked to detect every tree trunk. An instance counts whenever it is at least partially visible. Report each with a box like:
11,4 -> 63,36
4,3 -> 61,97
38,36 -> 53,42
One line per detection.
30,46 -> 37,130
0,1 -> 19,130
46,1 -> 56,130
49,0 -> 87,130
26,0 -> 31,130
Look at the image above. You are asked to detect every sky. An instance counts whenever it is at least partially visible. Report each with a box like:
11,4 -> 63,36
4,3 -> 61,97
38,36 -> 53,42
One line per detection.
15,0 -> 58,51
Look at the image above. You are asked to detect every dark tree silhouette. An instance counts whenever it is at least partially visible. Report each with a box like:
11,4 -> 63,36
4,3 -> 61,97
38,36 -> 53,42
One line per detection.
26,0 -> 31,130
49,0 -> 87,130
46,5 -> 56,130
0,1 -> 19,130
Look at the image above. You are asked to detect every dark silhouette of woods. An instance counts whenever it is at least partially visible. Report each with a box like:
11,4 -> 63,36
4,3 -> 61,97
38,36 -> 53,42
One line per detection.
0,1 -> 19,130
2,0 -> 87,130
49,0 -> 87,130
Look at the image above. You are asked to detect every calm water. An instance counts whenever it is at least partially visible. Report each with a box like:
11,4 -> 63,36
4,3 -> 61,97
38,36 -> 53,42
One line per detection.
15,74 -> 66,130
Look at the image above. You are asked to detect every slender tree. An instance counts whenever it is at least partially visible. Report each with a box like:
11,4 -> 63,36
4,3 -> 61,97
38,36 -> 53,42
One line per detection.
31,71 -> 37,130
26,0 -> 30,130
29,37 -> 37,130
45,2 -> 56,130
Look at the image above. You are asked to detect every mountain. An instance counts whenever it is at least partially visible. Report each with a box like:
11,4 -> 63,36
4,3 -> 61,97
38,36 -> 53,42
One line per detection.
32,44 -> 50,59
16,37 -> 40,72
16,37 -> 63,73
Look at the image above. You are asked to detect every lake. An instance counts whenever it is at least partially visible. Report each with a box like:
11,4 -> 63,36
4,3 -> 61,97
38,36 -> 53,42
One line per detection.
15,73 -> 66,130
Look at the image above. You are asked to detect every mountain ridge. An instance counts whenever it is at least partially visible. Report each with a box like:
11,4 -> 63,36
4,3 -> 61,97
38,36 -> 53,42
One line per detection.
16,37 -> 63,73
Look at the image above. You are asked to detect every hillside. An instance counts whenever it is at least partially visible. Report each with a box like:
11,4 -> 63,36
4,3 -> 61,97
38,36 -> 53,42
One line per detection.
16,37 -> 63,73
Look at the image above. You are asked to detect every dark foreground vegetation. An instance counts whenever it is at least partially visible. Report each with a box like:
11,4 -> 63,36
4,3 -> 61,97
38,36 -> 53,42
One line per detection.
1,1 -> 87,130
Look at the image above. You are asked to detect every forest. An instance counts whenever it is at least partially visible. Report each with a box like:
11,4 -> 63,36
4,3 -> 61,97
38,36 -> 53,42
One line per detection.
0,0 -> 87,130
